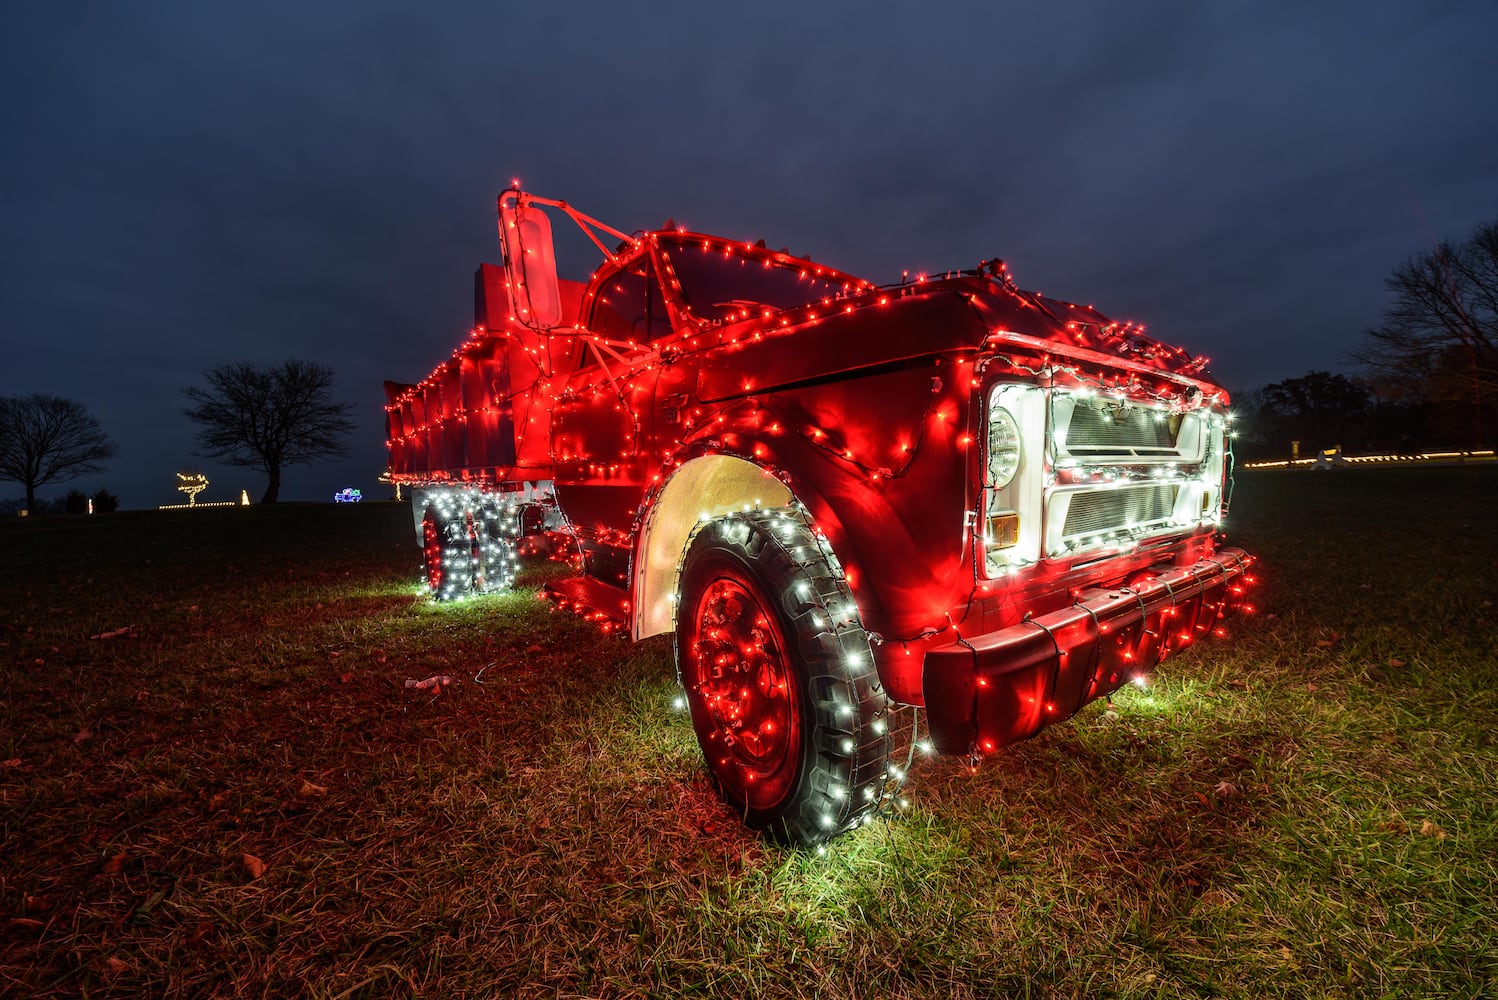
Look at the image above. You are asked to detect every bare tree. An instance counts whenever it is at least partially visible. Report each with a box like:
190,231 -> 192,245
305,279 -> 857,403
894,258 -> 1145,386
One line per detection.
0,394 -> 116,512
183,360 -> 356,503
1354,219 -> 1497,447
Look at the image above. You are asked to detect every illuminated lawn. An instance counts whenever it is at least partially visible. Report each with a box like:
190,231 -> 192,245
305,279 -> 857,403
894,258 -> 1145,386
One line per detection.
2,468 -> 1496,998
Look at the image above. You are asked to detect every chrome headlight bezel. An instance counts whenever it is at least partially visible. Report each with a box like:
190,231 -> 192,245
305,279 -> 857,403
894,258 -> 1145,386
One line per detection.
987,405 -> 1022,489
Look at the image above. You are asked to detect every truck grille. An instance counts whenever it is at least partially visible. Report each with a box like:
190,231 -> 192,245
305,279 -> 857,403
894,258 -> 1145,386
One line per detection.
1056,484 -> 1180,549
1055,398 -> 1192,460
1065,405 -> 1173,451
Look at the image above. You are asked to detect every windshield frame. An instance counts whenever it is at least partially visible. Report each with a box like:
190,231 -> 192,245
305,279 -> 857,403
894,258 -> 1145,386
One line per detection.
654,233 -> 871,328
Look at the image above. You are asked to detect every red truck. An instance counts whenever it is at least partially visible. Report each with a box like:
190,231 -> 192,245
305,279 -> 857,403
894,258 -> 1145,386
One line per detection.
384,189 -> 1254,845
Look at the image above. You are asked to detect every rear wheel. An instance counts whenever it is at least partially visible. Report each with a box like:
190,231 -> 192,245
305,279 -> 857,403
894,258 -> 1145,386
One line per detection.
676,509 -> 890,845
421,496 -> 520,599
478,507 -> 521,591
421,504 -> 476,598
422,507 -> 444,593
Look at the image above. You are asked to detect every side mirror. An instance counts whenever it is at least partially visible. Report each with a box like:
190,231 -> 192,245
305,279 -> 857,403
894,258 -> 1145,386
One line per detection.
497,193 -> 564,328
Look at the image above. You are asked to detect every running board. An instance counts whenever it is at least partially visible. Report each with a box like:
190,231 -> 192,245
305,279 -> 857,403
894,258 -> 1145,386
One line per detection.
541,576 -> 631,632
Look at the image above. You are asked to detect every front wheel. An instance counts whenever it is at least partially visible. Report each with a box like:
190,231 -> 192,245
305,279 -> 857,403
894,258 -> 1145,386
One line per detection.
675,508 -> 890,845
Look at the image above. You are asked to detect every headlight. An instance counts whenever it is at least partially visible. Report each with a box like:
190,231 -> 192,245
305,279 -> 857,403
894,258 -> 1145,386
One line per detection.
988,406 -> 1022,488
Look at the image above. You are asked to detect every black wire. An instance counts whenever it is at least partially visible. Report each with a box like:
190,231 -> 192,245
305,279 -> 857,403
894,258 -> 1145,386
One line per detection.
1072,598 -> 1106,703
1026,617 -> 1065,714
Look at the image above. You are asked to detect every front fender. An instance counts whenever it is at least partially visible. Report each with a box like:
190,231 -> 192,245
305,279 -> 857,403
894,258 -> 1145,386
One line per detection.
633,356 -> 979,705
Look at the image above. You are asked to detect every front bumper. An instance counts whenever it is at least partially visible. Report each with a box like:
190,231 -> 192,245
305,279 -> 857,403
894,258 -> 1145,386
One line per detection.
922,549 -> 1253,755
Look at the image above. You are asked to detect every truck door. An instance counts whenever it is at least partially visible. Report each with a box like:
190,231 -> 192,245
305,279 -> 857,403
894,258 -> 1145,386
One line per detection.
550,252 -> 670,582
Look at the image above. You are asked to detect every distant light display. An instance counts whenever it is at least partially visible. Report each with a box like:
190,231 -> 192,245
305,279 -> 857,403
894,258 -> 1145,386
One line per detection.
177,472 -> 207,505
1245,448 -> 1495,469
159,471 -> 237,510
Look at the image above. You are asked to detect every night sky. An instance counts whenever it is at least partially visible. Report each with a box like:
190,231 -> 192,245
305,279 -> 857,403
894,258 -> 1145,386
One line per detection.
4,2 -> 1495,508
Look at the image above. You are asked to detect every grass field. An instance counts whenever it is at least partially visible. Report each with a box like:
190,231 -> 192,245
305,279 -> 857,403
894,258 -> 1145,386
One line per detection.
2,467 -> 1496,998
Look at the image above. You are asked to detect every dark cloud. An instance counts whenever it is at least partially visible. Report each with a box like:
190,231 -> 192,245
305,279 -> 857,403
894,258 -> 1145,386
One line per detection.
3,1 -> 1495,506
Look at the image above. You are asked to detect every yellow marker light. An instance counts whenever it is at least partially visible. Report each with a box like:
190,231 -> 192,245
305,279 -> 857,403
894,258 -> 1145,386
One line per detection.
986,513 -> 1020,549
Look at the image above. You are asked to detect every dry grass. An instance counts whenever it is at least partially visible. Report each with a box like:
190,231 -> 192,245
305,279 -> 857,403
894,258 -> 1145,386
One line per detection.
2,467 -> 1496,998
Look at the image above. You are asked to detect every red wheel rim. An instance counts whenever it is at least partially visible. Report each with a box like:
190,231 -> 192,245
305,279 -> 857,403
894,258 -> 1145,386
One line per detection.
422,510 -> 443,593
685,574 -> 801,809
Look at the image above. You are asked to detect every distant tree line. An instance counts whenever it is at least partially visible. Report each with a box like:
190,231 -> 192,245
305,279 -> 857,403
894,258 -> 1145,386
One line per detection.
3,359 -> 355,514
1235,217 -> 1497,460
0,488 -> 120,517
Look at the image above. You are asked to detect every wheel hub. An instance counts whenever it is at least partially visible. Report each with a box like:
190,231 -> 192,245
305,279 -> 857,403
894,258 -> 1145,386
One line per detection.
687,576 -> 799,805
